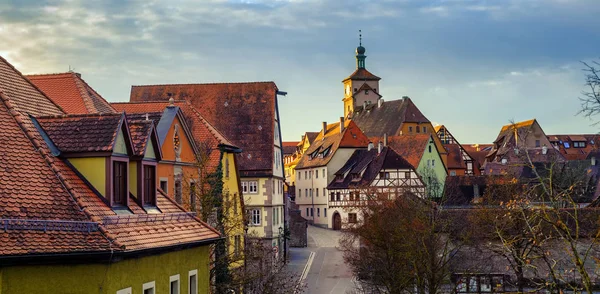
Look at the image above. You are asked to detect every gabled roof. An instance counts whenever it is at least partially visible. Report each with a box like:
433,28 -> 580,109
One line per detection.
354,82 -> 382,98
386,134 -> 432,168
0,56 -> 64,116
129,82 -> 277,176
296,120 -> 369,169
327,147 -> 414,189
351,97 -> 430,137
343,68 -> 381,82
33,113 -> 132,155
26,72 -> 116,114
305,132 -> 320,144
0,58 -> 220,258
282,141 -> 299,155
445,144 -> 466,169
128,119 -> 162,159
547,134 -> 600,161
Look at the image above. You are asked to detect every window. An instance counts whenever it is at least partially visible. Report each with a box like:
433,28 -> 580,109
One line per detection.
450,171 -> 457,176
159,179 -> 168,193
409,126 -> 413,133
535,140 -> 541,147
330,192 -> 335,201
315,170 -> 318,178
324,208 -> 327,217
354,87 -> 357,92
142,165 -> 156,206
273,207 -> 277,225
423,126 -> 427,133
305,171 -> 307,179
116,288 -> 132,294
384,172 -> 390,179
170,274 -> 180,294
379,172 -> 385,179
305,189 -> 308,197
298,189 -> 302,197
310,208 -> 313,217
404,172 -> 411,179
250,209 -> 261,225
564,142 -> 570,148
348,213 -> 357,223
113,161 -> 127,206
336,192 -> 341,201
323,188 -> 326,197
142,281 -> 155,294
322,169 -> 325,178
306,208 -> 309,216
365,89 -> 369,94
242,181 -> 248,193
298,172 -> 301,180
175,179 -> 182,204
416,126 -> 420,133
248,181 -> 258,193
429,145 -> 432,153
189,270 -> 198,294
310,188 -> 313,197
432,159 -> 435,167
316,188 -> 319,197
189,182 -> 196,211
427,159 -> 431,167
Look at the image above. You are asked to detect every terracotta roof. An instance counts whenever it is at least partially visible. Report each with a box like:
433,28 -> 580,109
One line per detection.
34,113 -> 126,154
127,119 -> 155,157
129,82 -> 277,176
0,58 -> 220,257
296,120 -> 369,169
112,101 -> 236,172
26,72 -> 116,114
386,134 -> 431,168
343,68 -> 381,82
547,134 -> 600,161
304,132 -> 320,144
328,147 -> 415,189
445,144 -> 466,169
0,56 -> 64,116
500,119 -> 535,132
351,97 -> 430,138
282,141 -> 299,155
463,144 -> 494,153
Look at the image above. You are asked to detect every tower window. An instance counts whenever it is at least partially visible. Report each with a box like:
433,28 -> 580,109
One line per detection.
354,88 -> 357,92
365,90 -> 369,94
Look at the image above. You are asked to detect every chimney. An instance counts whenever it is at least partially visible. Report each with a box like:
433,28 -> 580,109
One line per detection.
339,117 -> 345,133
402,96 -> 409,100
542,145 -> 548,155
368,142 -> 374,151
378,141 -> 383,154
363,101 -> 367,110
383,133 -> 388,147
322,121 -> 327,137
378,98 -> 384,108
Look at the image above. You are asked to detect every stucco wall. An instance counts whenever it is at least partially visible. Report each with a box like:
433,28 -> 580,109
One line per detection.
0,245 -> 211,294
69,157 -> 106,196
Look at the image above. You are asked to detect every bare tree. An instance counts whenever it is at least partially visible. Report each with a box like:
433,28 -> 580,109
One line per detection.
579,60 -> 600,121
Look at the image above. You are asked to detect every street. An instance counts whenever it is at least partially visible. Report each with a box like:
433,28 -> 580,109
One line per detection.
288,225 -> 357,294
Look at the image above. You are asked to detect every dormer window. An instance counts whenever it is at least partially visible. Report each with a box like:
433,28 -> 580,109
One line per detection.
351,173 -> 361,181
564,142 -> 570,149
336,174 -> 344,182
365,90 -> 369,95
113,161 -> 128,206
143,165 -> 156,206
573,141 -> 586,148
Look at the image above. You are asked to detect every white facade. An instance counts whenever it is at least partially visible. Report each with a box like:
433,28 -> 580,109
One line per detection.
295,148 -> 363,228
328,167 -> 425,230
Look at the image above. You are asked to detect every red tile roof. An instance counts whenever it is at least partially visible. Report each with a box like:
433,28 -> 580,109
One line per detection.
351,97 -> 430,138
445,144 -> 466,169
0,58 -> 220,256
129,82 -> 279,176
34,113 -> 126,154
386,134 -> 431,168
26,72 -> 116,114
343,68 -> 381,82
0,56 -> 64,116
282,141 -> 299,155
295,120 -> 369,169
547,134 -> 600,161
128,119 -> 155,157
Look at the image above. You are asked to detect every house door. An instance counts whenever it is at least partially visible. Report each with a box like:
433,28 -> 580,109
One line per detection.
333,212 -> 341,230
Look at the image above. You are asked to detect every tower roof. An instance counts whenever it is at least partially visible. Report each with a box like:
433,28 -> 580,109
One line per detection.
342,68 -> 381,82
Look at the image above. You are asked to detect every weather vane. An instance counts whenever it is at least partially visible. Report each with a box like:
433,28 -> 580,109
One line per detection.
359,29 -> 362,46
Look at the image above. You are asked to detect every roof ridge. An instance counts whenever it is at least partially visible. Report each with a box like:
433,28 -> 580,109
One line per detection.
181,101 -> 237,147
71,72 -> 98,114
25,72 -> 77,78
73,73 -> 117,113
0,56 -> 67,114
111,101 -> 185,105
35,112 -> 122,119
131,81 -> 276,88
0,91 -> 123,249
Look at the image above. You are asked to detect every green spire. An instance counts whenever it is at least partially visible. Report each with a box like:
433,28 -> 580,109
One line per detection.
356,30 -> 366,69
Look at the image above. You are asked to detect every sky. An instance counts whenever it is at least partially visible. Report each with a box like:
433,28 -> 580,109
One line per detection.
2,0 -> 600,144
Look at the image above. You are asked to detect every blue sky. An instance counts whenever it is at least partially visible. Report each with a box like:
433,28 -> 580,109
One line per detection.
2,0 -> 600,143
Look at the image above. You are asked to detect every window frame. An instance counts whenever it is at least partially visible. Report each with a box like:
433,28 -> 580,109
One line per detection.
111,158 -> 129,207
248,181 -> 258,194
142,163 -> 157,207
159,177 -> 168,193
116,288 -> 132,294
250,209 -> 261,226
348,213 -> 358,223
188,270 -> 198,294
142,281 -> 155,294
170,274 -> 180,294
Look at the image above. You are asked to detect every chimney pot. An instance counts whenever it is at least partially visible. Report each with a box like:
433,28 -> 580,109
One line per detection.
322,121 -> 327,137
368,142 -> 374,151
383,133 -> 388,147
339,117 -> 345,133
378,98 -> 383,108
402,96 -> 409,100
378,141 -> 383,154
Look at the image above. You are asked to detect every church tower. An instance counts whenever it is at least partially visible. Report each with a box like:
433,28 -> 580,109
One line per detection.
342,31 -> 381,118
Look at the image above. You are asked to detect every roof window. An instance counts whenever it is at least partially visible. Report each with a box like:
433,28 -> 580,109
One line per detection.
564,142 -> 570,149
